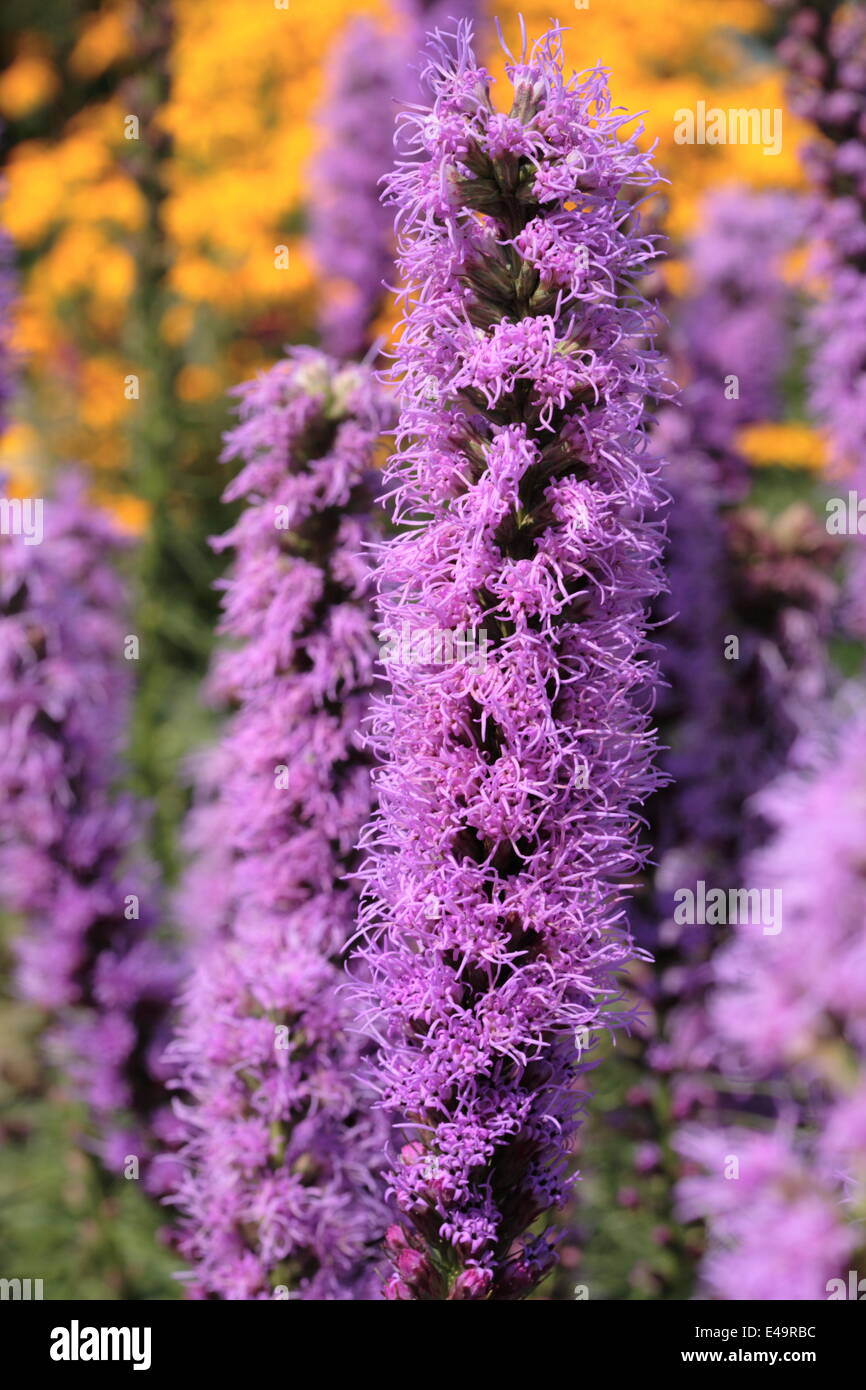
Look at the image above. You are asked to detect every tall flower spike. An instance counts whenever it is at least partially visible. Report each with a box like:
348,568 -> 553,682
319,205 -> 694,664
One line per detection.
672,187 -> 804,495
311,17 -> 407,359
774,2 -> 866,624
0,474 -> 179,1190
676,698 -> 866,1299
355,24 -> 667,1300
169,351 -> 392,1300
311,5 -> 486,360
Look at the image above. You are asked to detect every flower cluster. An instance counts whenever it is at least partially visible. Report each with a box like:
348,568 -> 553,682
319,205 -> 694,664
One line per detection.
169,351 -> 392,1300
0,474 -> 179,1189
676,700 -> 866,1297
354,23 -> 667,1299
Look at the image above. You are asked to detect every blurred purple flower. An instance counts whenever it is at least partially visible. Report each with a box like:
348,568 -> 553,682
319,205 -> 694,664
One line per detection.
672,188 -> 804,496
677,1125 -> 854,1301
775,2 -> 866,623
677,696 -> 866,1297
311,4 -> 485,360
0,474 -> 178,1189
168,351 -> 392,1300
311,17 -> 406,358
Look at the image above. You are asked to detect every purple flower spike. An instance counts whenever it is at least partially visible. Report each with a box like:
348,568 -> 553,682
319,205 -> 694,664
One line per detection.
311,18 -> 407,359
774,3 -> 866,625
169,351 -> 393,1300
0,474 -> 178,1189
354,23 -> 668,1299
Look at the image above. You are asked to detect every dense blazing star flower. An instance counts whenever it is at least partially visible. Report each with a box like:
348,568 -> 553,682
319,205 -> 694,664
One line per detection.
311,17 -> 407,359
354,23 -> 667,1300
169,351 -> 392,1301
0,475 -> 178,1189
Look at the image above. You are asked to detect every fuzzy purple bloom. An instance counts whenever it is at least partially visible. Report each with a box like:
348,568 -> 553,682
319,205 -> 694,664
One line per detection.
779,1 -> 866,470
168,351 -> 392,1300
353,23 -> 667,1299
676,698 -> 866,1297
0,474 -> 179,1188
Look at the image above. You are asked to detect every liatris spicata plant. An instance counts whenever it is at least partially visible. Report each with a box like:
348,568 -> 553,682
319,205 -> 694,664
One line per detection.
637,187 -> 833,1076
671,188 -> 804,496
169,351 -> 391,1301
353,22 -> 667,1301
311,5 -> 486,360
568,187 -> 834,1302
774,0 -> 866,471
774,2 -> 866,618
675,698 -> 866,1298
311,16 -> 407,359
0,474 -> 179,1191
676,1124 -> 855,1301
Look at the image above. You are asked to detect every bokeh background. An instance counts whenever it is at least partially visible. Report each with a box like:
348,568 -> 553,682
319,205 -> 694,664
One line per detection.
0,0 -> 853,1299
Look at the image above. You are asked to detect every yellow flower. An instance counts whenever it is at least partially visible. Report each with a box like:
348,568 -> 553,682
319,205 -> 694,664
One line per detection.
0,45 -> 58,120
96,491 -> 151,534
736,422 -> 828,473
69,3 -> 133,79
0,423 -> 41,496
80,358 -> 133,430
176,364 -> 221,403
